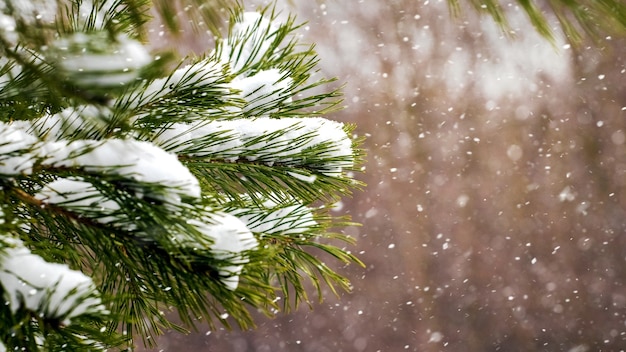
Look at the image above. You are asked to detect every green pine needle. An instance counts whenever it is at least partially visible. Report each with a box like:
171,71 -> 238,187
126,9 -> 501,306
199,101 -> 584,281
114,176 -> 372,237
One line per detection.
0,1 -> 364,350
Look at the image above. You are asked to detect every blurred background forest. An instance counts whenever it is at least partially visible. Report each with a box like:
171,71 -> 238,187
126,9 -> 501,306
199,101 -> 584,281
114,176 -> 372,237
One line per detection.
142,0 -> 626,350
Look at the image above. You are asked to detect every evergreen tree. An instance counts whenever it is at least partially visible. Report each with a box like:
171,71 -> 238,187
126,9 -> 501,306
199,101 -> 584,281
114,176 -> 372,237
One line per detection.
0,1 -> 363,350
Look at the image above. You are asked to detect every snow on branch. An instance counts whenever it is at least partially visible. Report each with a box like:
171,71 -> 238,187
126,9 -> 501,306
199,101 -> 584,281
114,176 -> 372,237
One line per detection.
0,237 -> 107,325
156,117 -> 354,176
35,177 -> 124,225
34,178 -> 258,291
230,68 -> 292,115
29,105 -> 114,141
39,139 -> 201,204
1,120 -> 202,207
228,198 -> 317,236
0,13 -> 18,46
183,211 -> 258,290
121,59 -> 229,112
0,121 -> 39,175
50,32 -> 151,89
219,11 -> 279,75
0,0 -> 57,27
0,2 -> 362,346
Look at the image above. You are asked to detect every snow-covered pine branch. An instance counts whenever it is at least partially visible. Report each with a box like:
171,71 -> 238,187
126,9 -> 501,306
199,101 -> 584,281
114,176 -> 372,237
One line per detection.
154,116 -> 354,175
0,1 -> 363,350
35,177 -> 258,290
219,11 -> 279,75
39,139 -> 200,204
226,194 -> 320,249
0,237 -> 107,326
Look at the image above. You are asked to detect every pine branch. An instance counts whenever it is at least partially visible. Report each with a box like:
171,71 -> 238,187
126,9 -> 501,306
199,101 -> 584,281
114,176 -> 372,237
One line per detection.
449,0 -> 626,44
152,0 -> 235,36
0,2 -> 363,350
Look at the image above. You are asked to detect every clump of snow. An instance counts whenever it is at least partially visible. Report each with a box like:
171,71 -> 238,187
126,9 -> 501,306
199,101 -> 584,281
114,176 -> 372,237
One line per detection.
0,121 -> 39,175
229,199 -> 317,235
167,61 -> 224,90
36,179 -> 257,291
35,178 -> 122,224
154,120 -> 242,160
155,117 -> 353,176
74,0 -> 109,29
39,139 -> 201,203
220,12 -> 278,74
0,0 -> 57,25
0,13 -> 18,45
235,117 -> 353,175
230,68 -> 292,114
52,32 -> 151,87
184,212 -> 258,290
125,60 -> 226,110
287,171 -> 317,183
30,105 -> 112,141
0,238 -> 106,325
71,334 -> 107,351
0,57 -> 22,92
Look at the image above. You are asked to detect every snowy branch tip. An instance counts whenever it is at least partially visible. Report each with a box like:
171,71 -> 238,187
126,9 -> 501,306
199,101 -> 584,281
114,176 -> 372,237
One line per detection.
157,117 -> 355,176
0,237 -> 107,325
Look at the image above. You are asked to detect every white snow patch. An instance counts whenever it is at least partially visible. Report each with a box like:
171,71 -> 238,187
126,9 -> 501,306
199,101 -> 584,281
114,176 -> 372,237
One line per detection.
54,33 -> 151,86
230,200 -> 317,235
220,12 -> 278,74
74,0 -> 118,29
39,139 -> 201,203
0,0 -> 57,24
236,117 -> 352,175
0,239 -> 106,325
185,212 -> 258,290
0,121 -> 39,175
0,57 -> 23,92
35,178 -> 122,224
125,60 -> 225,109
155,117 -> 353,176
154,120 -> 242,159
30,105 -> 111,141
230,69 -> 292,114
0,14 -> 18,45
287,171 -> 317,183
